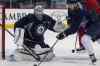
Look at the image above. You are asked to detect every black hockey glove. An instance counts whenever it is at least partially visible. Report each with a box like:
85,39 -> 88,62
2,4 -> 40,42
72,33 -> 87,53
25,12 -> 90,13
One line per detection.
56,32 -> 66,40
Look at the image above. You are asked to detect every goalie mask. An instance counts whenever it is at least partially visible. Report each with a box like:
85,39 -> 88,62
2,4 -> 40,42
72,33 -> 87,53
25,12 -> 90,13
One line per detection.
34,5 -> 44,21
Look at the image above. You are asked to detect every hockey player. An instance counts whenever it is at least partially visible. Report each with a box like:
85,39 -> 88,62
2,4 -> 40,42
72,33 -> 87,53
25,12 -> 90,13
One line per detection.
56,0 -> 98,63
84,0 -> 100,41
13,5 -> 58,61
77,0 -> 100,51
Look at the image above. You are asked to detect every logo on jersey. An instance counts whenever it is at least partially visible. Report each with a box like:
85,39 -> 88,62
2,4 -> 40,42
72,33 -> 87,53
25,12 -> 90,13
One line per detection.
36,24 -> 45,35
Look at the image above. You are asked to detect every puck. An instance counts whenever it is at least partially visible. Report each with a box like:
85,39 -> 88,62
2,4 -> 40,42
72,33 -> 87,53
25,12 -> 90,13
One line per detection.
72,49 -> 75,53
33,64 -> 37,66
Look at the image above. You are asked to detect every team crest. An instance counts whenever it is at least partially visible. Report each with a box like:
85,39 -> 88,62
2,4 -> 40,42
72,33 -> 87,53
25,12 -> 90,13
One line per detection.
36,24 -> 45,35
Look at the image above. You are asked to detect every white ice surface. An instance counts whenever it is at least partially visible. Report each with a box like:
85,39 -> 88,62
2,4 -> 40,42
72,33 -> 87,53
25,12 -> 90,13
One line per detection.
0,29 -> 100,66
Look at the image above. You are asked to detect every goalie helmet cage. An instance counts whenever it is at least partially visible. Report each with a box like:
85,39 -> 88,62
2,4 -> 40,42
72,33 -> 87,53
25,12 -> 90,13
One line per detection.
0,6 -> 5,60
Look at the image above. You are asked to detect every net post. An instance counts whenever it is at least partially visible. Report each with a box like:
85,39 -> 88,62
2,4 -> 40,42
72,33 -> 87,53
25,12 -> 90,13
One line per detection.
2,6 -> 5,60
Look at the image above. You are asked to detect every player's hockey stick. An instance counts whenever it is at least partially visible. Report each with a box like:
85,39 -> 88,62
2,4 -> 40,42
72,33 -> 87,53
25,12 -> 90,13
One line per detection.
33,39 -> 59,66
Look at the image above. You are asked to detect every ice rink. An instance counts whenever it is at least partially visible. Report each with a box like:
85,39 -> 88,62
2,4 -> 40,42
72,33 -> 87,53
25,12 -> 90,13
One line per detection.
0,30 -> 100,66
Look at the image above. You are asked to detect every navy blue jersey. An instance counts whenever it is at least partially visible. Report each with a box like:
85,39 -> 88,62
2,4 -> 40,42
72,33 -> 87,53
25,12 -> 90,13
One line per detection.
64,9 -> 87,35
65,8 -> 100,39
15,14 -> 56,42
